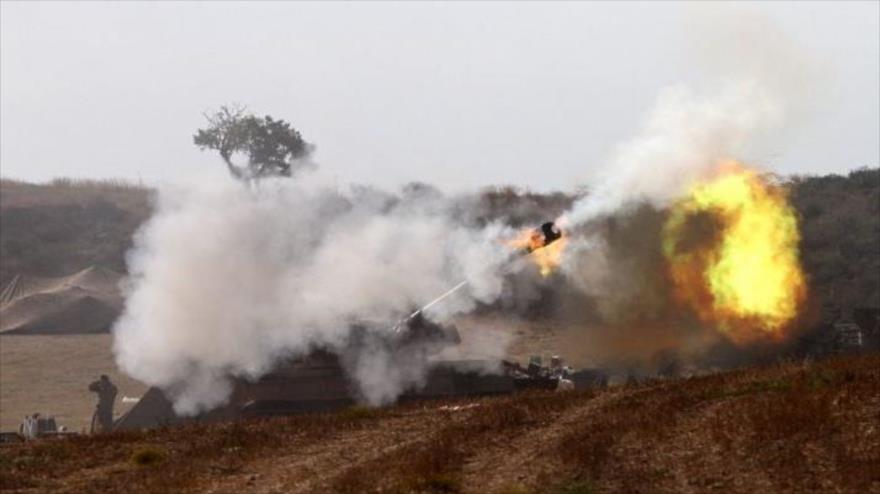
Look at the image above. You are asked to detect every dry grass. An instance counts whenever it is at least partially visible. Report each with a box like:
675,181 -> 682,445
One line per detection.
1,353 -> 877,494
0,404 -> 393,492
556,355 -> 880,493
0,178 -> 150,212
330,389 -> 594,494
709,361 -> 880,491
130,445 -> 165,466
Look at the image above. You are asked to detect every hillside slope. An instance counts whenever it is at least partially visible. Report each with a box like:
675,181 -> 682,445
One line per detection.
789,168 -> 880,308
0,266 -> 123,334
2,353 -> 877,494
0,179 -> 151,289
1,169 -> 876,319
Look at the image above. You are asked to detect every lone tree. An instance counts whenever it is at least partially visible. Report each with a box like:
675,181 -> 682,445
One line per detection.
193,105 -> 313,181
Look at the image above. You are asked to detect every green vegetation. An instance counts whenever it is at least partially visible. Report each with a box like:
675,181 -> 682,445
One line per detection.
193,105 -> 313,181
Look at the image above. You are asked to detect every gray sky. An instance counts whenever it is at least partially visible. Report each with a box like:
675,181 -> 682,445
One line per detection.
1,1 -> 877,191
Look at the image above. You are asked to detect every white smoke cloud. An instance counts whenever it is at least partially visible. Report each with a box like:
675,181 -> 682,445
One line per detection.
113,176 -> 517,414
564,4 -> 824,226
565,80 -> 781,224
113,6 -> 827,413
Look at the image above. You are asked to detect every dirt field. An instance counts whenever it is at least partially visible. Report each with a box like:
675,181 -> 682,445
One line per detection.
0,335 -> 147,433
0,315 -> 578,435
2,353 -> 877,494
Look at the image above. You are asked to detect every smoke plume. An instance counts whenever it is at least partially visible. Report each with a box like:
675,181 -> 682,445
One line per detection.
564,4 -> 822,226
114,6 -> 825,409
554,5 -> 824,369
113,176 -> 518,414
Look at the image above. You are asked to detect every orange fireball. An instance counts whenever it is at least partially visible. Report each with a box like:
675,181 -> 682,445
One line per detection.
662,162 -> 806,344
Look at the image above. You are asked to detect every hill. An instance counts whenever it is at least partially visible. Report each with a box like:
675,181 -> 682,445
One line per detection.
788,168 -> 880,309
0,178 -> 151,289
1,169 -> 877,320
0,266 -> 123,335
1,353 -> 877,494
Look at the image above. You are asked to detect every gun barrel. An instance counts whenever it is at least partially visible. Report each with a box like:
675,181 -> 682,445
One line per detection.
394,220 -> 563,334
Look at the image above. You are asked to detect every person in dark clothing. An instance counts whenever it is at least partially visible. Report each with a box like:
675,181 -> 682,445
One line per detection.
88,375 -> 117,433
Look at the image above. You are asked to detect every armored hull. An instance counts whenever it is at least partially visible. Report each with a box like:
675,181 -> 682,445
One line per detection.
114,352 -> 514,430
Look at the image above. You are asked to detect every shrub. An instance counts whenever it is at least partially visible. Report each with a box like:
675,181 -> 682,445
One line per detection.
130,446 -> 165,466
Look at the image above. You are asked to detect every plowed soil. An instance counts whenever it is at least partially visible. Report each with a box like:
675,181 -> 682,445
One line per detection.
2,353 -> 877,494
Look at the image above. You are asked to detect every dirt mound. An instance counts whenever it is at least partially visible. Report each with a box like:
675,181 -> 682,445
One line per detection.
0,266 -> 123,335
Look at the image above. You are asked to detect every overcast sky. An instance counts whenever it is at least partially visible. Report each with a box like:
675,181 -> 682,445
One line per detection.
1,1 -> 877,191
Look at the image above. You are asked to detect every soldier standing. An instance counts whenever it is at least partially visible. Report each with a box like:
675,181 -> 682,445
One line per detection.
89,375 -> 117,433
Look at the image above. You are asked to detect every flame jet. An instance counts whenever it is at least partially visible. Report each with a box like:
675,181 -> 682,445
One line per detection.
518,222 -> 563,253
508,221 -> 566,277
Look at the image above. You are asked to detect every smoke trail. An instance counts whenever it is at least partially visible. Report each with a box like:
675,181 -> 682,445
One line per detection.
564,80 -> 780,225
113,176 -> 516,414
564,5 -> 822,227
